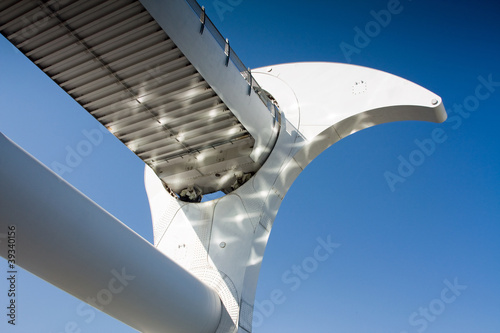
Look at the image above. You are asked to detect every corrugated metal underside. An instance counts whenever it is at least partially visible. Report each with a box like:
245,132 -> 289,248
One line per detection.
0,0 -> 259,196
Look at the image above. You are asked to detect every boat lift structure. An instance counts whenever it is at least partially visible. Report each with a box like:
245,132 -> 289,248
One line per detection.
0,0 -> 446,332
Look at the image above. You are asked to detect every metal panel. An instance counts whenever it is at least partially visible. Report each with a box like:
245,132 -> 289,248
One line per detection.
0,0 -> 267,196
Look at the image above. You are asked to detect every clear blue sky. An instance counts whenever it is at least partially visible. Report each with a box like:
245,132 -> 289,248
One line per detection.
1,0 -> 499,332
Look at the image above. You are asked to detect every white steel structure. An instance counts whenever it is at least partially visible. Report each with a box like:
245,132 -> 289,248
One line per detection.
0,0 -> 446,332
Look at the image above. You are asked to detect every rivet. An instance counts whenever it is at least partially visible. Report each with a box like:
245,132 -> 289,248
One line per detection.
220,242 -> 226,248
431,99 -> 439,105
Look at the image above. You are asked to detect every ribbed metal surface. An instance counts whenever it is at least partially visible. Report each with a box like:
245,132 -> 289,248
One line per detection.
0,0 -> 258,196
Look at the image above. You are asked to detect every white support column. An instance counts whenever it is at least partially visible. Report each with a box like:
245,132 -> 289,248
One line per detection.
0,133 -> 222,333
145,62 -> 447,333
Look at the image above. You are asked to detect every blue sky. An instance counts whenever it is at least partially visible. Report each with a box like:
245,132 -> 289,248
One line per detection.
1,0 -> 499,332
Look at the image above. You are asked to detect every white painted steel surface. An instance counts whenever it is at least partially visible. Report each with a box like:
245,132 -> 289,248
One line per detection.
253,62 -> 446,141
145,62 -> 446,332
0,133 -> 222,333
253,62 -> 446,169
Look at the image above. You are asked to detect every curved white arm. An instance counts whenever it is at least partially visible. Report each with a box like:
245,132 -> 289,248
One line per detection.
252,62 -> 446,167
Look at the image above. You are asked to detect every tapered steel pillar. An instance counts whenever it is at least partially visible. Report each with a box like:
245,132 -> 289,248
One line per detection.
144,62 -> 447,333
